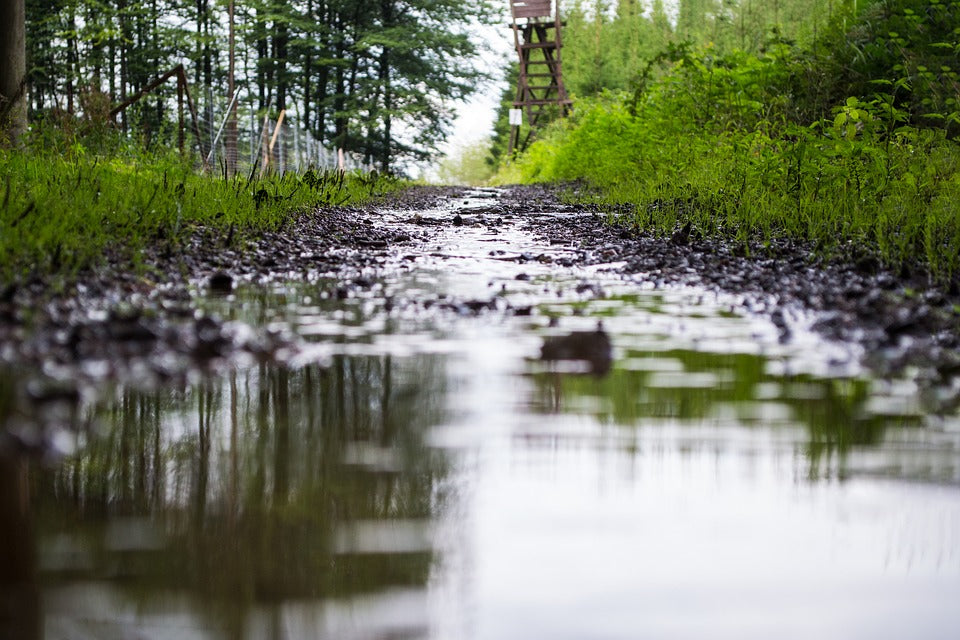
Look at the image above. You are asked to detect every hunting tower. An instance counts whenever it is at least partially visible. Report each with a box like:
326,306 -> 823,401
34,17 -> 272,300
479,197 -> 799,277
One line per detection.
509,0 -> 572,154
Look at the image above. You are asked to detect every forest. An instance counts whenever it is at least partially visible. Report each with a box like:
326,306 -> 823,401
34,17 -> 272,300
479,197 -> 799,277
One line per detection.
2,5 -> 960,636
16,0 -> 498,170
0,0 -> 499,279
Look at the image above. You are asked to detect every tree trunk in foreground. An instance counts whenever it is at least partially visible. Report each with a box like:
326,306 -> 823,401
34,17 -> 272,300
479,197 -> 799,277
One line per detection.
0,0 -> 27,146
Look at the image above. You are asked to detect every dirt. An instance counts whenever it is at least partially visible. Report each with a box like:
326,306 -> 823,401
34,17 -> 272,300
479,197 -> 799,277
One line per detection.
2,183 -> 959,419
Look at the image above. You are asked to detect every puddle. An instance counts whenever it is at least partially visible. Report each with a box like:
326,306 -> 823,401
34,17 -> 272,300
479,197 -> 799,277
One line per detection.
2,189 -> 960,639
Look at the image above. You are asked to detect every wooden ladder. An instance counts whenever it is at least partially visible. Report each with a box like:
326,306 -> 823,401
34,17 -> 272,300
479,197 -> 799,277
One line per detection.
509,0 -> 572,154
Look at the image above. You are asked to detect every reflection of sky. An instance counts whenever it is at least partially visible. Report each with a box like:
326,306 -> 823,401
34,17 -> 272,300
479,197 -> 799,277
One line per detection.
466,429 -> 960,639
424,286 -> 960,638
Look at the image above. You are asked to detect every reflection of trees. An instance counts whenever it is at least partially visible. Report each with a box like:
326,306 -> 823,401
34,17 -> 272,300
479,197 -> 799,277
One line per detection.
1,454 -> 40,640
530,349 -> 920,480
0,372 -> 40,640
32,354 -> 449,637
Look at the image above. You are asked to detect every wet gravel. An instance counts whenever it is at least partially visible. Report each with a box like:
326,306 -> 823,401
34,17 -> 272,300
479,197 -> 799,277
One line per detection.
2,183 -> 959,408
0,202 -> 428,389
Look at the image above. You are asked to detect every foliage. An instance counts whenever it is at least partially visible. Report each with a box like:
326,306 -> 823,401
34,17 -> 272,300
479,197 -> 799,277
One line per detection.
435,139 -> 496,186
0,147 -> 401,282
792,0 -> 960,130
500,0 -> 960,282
558,0 -> 844,99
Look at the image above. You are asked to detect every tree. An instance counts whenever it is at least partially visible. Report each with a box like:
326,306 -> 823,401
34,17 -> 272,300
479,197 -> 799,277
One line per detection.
351,0 -> 498,172
677,0 -> 715,41
14,0 -> 500,172
1,0 -> 28,145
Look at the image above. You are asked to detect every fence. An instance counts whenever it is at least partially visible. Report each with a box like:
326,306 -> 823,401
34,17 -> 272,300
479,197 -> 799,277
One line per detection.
192,88 -> 371,176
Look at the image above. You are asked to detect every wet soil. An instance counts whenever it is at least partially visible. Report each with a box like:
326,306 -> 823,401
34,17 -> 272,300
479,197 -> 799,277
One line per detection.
2,183 -> 959,407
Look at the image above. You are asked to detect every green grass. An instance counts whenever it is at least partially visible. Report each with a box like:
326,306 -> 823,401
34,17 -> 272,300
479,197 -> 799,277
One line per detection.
0,149 -> 401,282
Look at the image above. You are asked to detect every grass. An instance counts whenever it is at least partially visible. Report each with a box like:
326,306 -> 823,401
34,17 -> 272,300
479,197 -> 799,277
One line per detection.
0,149 -> 401,283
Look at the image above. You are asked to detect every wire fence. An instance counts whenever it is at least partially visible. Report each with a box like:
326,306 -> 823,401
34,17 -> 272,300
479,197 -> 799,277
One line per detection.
192,89 -> 370,176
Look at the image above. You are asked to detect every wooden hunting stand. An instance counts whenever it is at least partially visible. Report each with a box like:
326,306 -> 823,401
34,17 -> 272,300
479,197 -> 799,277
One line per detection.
509,0 -> 571,155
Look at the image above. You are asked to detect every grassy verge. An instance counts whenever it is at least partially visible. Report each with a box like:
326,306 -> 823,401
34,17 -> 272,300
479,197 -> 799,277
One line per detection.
498,1 -> 960,283
0,149 -> 400,283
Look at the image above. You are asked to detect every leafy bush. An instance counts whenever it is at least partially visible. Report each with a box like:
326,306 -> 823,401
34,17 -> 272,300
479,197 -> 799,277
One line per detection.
803,0 -> 960,133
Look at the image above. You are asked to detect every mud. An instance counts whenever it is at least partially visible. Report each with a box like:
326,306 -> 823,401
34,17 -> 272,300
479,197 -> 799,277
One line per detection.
1,183 -> 959,405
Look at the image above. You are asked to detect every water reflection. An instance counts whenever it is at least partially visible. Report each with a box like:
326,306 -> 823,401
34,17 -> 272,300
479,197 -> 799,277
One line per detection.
5,354 -> 448,639
0,444 -> 40,639
528,346 -> 960,485
3,208 -> 960,638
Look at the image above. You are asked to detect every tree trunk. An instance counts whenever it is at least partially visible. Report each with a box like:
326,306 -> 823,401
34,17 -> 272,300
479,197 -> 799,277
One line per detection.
226,0 -> 237,175
153,0 -> 163,137
67,7 -> 77,114
108,23 -> 116,105
274,15 -> 288,115
316,63 -> 328,140
333,14 -> 347,148
379,0 -> 395,172
380,47 -> 391,173
0,0 -> 27,146
118,0 -> 129,131
194,0 -> 203,90
257,6 -> 268,113
303,0 -> 313,137
89,2 -> 104,90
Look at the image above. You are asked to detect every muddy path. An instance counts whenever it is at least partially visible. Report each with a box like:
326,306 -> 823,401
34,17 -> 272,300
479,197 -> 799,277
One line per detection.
4,183 -> 960,639
1,183 -> 959,417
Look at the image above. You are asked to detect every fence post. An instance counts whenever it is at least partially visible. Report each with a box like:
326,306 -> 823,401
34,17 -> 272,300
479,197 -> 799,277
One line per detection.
206,86 -> 241,167
260,114 -> 271,175
293,121 -> 300,173
269,109 -> 285,174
